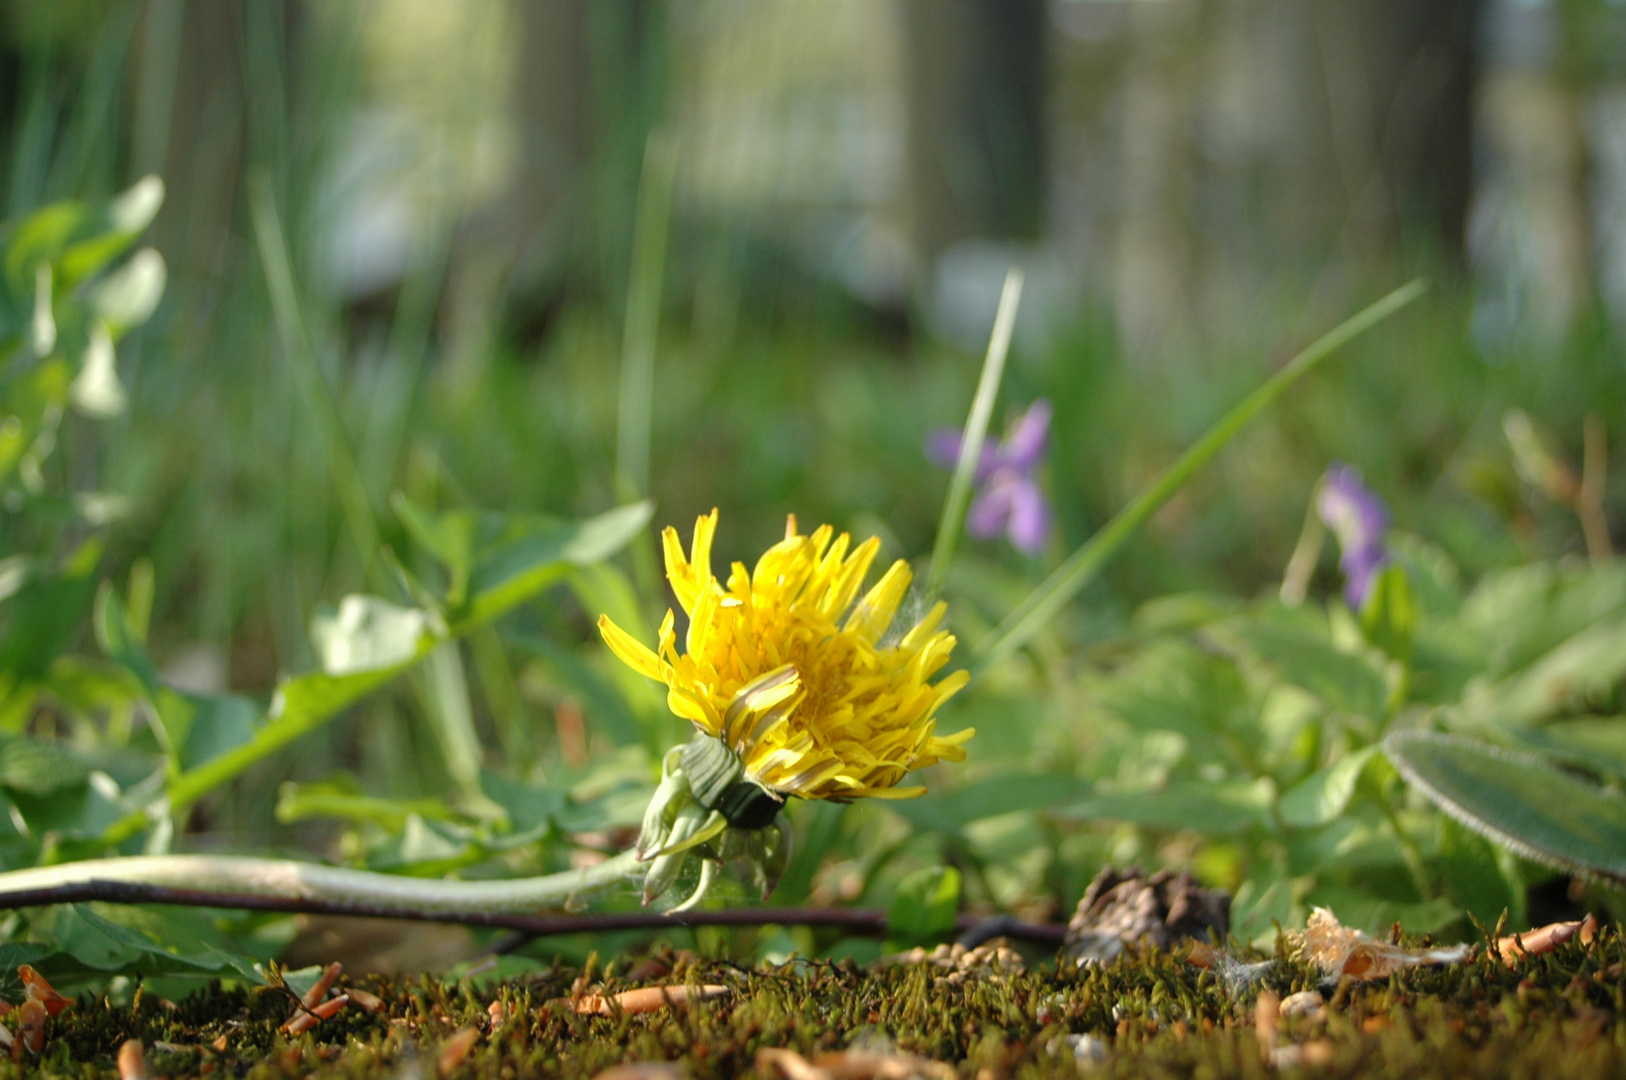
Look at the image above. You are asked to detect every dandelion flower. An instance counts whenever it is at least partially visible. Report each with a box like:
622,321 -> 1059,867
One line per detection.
598,511 -> 973,824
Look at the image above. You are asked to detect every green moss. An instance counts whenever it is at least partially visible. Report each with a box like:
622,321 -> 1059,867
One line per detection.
9,927 -> 1626,1079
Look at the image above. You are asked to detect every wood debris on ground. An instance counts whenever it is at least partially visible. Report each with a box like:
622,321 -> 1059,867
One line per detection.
117,1039 -> 147,1080
589,1063 -> 687,1080
437,1027 -> 480,1075
562,985 -> 731,1016
757,1046 -> 957,1080
281,961 -> 352,1035
1495,914 -> 1598,965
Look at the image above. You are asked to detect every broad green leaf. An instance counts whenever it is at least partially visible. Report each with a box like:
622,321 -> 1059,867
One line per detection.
1460,611 -> 1626,729
1237,620 -> 1388,719
312,595 -> 434,675
887,772 -> 1090,833
1511,718 -> 1626,784
1304,885 -> 1461,935
1094,638 -> 1254,767
1460,561 -> 1626,680
1278,745 -> 1379,828
887,865 -> 961,948
0,734 -> 90,795
1384,730 -> 1626,884
6,903 -> 232,985
458,501 -> 654,630
88,248 -> 166,335
1130,592 -> 1246,634
392,492 -> 477,602
1230,861 -> 1293,947
2,177 -> 164,299
1056,777 -> 1275,835
1436,813 -> 1519,929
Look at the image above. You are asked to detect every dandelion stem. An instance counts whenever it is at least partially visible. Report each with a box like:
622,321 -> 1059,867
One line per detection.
927,268 -> 1024,594
975,278 -> 1428,671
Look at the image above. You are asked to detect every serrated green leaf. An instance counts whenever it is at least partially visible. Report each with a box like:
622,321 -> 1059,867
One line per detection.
1384,730 -> 1626,884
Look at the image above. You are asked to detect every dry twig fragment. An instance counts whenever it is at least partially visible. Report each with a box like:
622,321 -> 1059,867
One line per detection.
18,965 -> 70,1016
1254,991 -> 1280,1064
757,1046 -> 957,1080
347,988 -> 386,1013
301,963 -> 343,1010
1496,915 -> 1599,966
565,985 -> 730,1016
437,1027 -> 480,1075
590,1064 -> 686,1080
118,1039 -> 148,1080
282,995 -> 349,1035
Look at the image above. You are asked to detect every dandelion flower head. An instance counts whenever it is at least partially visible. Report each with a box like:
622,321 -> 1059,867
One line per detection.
598,510 -> 973,803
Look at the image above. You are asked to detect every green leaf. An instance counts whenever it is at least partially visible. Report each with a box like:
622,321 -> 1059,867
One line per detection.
275,778 -> 461,830
1459,561 -> 1626,680
1384,730 -> 1626,885
1460,611 -> 1626,729
2,177 -> 164,299
1303,885 -> 1461,935
1510,718 -> 1626,784
1359,563 -> 1415,662
1095,638 -> 1254,767
0,734 -> 90,796
1278,746 -> 1378,828
1055,778 -> 1275,835
1237,620 -> 1388,719
88,248 -> 165,336
4,903 -> 234,985
458,501 -> 654,630
887,772 -> 1090,833
887,865 -> 961,948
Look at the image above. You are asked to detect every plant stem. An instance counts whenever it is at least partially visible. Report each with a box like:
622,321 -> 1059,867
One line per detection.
926,268 -> 1024,595
974,279 -> 1428,671
0,850 -> 644,917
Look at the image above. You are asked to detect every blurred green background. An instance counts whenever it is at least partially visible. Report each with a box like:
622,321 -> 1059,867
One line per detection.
2,0 -> 1625,971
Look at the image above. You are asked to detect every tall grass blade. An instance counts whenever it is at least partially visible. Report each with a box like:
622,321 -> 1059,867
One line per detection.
926,268 -> 1024,594
249,172 -> 382,584
615,131 -> 678,500
974,278 -> 1428,670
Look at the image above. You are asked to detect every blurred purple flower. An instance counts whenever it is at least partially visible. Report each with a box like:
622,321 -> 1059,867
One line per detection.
928,399 -> 1052,555
1316,463 -> 1389,608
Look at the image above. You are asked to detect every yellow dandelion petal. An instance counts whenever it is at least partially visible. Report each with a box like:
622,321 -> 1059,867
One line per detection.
598,512 -> 972,806
598,615 -> 667,682
845,559 -> 912,642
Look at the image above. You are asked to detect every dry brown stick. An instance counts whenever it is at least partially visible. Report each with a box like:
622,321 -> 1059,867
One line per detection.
0,878 -> 1066,946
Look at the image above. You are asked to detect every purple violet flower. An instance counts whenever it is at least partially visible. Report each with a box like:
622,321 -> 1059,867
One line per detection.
1316,463 -> 1389,609
928,399 -> 1053,555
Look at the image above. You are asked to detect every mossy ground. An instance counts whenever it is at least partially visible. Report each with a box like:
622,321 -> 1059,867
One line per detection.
15,925 -> 1626,1079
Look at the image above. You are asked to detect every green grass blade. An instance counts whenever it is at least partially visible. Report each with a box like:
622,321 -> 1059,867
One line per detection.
248,172 -> 382,585
926,268 -> 1024,594
615,131 -> 678,500
974,278 -> 1428,670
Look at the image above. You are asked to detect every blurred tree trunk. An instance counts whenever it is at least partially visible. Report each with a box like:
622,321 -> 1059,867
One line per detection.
901,0 -> 1046,267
